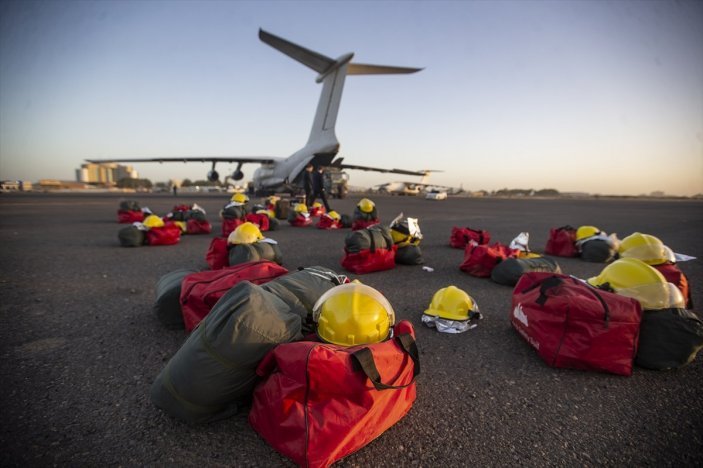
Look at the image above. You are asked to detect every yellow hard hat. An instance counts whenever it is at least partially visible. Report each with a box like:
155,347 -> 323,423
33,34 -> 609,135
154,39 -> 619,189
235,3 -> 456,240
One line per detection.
587,257 -> 685,309
312,202 -> 323,209
231,192 -> 249,204
294,203 -> 308,213
327,210 -> 341,221
174,220 -> 187,233
143,214 -> 165,229
227,221 -> 264,245
618,232 -> 671,265
358,198 -> 375,214
424,285 -> 479,321
312,283 -> 395,346
576,225 -> 601,241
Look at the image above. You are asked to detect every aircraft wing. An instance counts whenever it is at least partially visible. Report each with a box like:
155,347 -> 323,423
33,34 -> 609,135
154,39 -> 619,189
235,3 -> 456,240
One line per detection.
85,156 -> 280,164
332,161 -> 429,177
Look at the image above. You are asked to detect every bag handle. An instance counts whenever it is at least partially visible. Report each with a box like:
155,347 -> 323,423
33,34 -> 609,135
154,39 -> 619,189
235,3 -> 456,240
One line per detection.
536,276 -> 610,328
351,333 -> 420,391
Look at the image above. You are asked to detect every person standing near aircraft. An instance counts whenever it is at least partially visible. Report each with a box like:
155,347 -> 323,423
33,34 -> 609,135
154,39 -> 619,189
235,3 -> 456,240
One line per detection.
303,163 -> 314,207
310,166 -> 331,212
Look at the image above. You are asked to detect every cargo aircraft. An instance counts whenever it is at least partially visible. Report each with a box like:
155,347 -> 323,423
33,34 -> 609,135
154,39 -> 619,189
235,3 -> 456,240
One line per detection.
87,29 -> 428,197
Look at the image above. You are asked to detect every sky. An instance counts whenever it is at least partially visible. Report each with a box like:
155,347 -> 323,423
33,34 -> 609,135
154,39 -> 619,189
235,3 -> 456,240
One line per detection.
1,0 -> 702,196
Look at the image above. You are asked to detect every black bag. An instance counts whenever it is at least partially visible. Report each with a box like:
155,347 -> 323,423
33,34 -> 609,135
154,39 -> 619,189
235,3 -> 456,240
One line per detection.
344,225 -> 393,253
261,266 -> 343,334
154,269 -> 198,329
118,226 -> 145,247
491,256 -> 561,286
222,205 -> 246,220
119,200 -> 141,211
395,244 -> 424,265
267,216 -> 280,231
228,242 -> 283,266
275,199 -> 290,220
340,214 -> 352,228
635,308 -> 703,370
150,282 -> 303,424
580,239 -> 616,263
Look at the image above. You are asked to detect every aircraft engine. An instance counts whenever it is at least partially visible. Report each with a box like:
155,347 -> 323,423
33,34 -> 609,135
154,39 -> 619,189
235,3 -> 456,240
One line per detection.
232,170 -> 244,181
207,170 -> 220,182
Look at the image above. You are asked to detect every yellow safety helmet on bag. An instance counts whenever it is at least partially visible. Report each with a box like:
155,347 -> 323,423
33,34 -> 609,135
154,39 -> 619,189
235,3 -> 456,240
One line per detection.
312,283 -> 395,346
587,257 -> 685,310
231,192 -> 249,204
576,225 -> 601,241
327,210 -> 341,221
312,202 -> 323,209
294,203 -> 308,213
424,285 -> 479,321
227,221 -> 264,245
358,198 -> 375,214
143,214 -> 165,229
618,232 -> 673,265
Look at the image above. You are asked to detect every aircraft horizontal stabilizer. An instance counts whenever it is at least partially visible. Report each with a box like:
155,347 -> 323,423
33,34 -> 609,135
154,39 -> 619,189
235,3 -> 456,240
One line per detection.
259,29 -> 334,74
348,63 -> 423,75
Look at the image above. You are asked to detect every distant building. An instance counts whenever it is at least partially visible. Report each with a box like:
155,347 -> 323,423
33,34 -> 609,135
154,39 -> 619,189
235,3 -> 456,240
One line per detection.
76,163 -> 138,185
38,179 -> 90,190
1,180 -> 33,191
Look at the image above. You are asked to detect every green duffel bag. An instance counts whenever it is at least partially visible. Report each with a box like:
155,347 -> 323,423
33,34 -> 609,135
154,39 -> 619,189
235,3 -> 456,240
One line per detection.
228,241 -> 283,266
636,308 -> 703,370
118,225 -> 145,247
344,225 -> 394,253
490,256 -> 561,286
262,266 -> 344,334
154,269 -> 198,329
580,239 -> 616,263
221,204 -> 246,220
396,244 -> 424,265
151,281 -> 303,424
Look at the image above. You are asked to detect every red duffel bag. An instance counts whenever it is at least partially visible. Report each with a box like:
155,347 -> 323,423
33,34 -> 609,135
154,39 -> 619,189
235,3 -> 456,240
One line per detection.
221,217 -> 245,237
511,273 -> 642,376
351,218 -> 379,231
341,245 -> 397,274
449,226 -> 490,249
544,225 -> 578,257
179,260 -> 288,332
145,225 -> 181,246
459,242 -> 518,277
653,263 -> 693,309
249,320 -> 419,468
186,218 -> 212,235
205,237 -> 229,270
316,215 -> 342,230
117,209 -> 144,224
245,213 -> 270,232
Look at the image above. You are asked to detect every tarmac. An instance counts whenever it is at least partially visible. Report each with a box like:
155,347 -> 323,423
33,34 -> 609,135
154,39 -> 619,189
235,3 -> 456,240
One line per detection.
1,192 -> 701,467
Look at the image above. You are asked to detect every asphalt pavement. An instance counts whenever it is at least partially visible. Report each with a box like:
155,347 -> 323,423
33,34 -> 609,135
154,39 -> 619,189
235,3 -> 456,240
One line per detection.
1,192 -> 701,467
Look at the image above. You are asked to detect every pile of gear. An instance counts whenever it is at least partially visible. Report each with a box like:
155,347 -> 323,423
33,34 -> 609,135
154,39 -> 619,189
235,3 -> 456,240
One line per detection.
150,266 -> 419,466
118,213 -> 182,247
352,198 -> 380,230
220,193 -> 250,236
288,203 -> 313,227
511,230 -> 701,374
545,225 -> 619,262
162,203 -> 212,235
458,230 -> 561,286
117,200 -> 148,223
205,222 -> 283,270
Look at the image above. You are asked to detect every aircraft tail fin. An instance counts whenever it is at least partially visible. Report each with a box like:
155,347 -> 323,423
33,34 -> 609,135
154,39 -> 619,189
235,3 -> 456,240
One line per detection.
258,29 -> 334,74
348,63 -> 423,75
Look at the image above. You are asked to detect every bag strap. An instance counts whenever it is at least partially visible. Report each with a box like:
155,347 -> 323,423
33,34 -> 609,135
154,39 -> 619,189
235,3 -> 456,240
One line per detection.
536,276 -> 610,328
351,333 -> 420,391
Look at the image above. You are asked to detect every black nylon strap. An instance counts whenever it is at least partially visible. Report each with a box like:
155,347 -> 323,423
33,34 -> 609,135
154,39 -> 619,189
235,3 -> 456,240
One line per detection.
536,276 -> 563,306
351,334 -> 420,391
